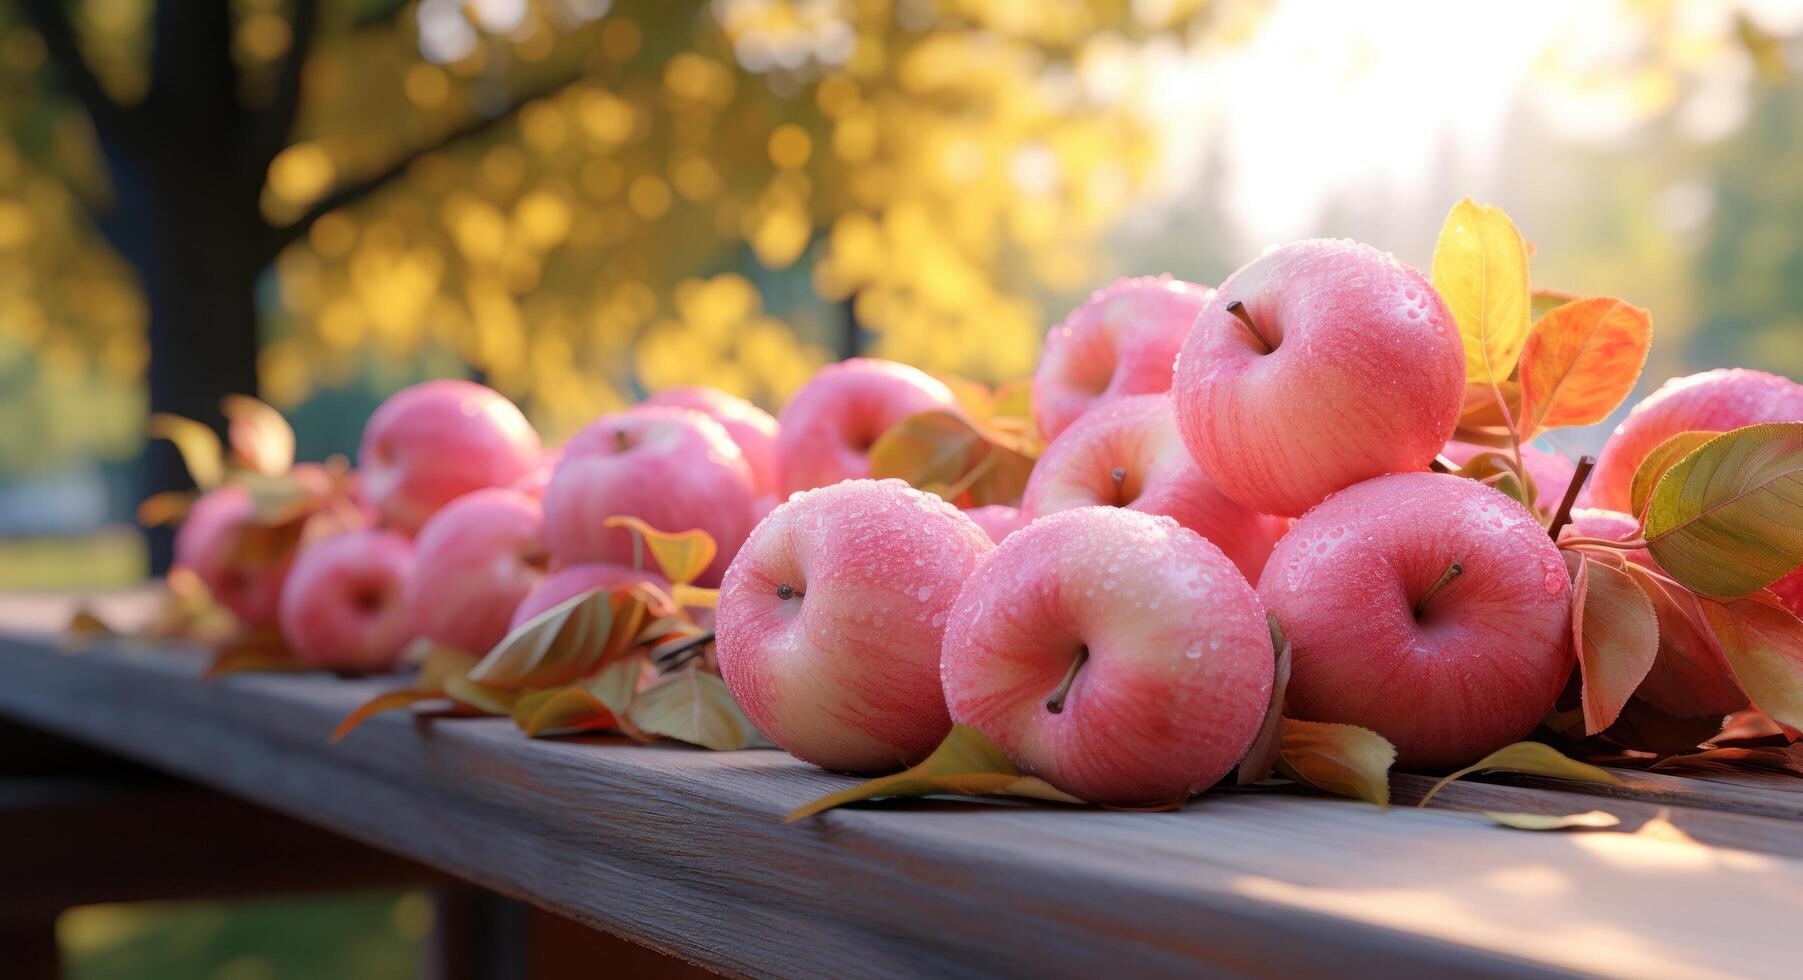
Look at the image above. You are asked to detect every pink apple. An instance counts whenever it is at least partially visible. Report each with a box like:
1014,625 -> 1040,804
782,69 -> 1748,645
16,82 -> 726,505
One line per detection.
941,506 -> 1273,804
510,563 -> 674,630
404,487 -> 547,655
1441,439 -> 1578,515
774,358 -> 959,495
645,386 -> 781,495
1586,368 -> 1803,513
1173,240 -> 1465,517
542,406 -> 758,587
963,504 -> 1025,544
715,479 -> 993,773
1260,473 -> 1571,770
510,446 -> 563,499
278,528 -> 415,672
1021,394 -> 1287,583
173,484 -> 290,628
1559,508 -> 1748,717
357,379 -> 542,534
1031,275 -> 1214,442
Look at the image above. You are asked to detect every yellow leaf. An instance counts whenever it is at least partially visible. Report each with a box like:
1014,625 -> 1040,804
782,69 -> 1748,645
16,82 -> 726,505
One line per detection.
330,645 -> 478,742
1572,557 -> 1659,734
441,673 -> 521,715
1517,297 -> 1651,438
1698,592 -> 1803,732
148,413 -> 225,490
1482,810 -> 1621,831
626,665 -> 768,750
1431,198 -> 1532,385
1417,742 -> 1621,807
63,605 -> 115,653
222,394 -> 296,477
1456,380 -> 1523,437
329,691 -> 445,743
787,724 -> 1083,821
1235,615 -> 1290,785
1451,449 -> 1535,512
1643,422 -> 1803,597
514,656 -> 651,738
1276,719 -> 1395,808
602,515 -> 717,586
203,626 -> 303,678
1629,430 -> 1717,522
670,583 -> 719,609
137,490 -> 196,528
866,410 -> 1035,508
466,587 -> 630,689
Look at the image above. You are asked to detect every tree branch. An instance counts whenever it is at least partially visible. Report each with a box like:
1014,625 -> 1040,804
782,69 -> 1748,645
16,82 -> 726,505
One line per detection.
264,69 -> 585,258
247,0 -> 322,167
17,0 -> 147,156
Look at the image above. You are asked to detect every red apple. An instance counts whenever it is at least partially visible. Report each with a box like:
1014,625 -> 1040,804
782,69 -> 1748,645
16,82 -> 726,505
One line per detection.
963,504 -> 1024,544
541,406 -> 758,587
357,379 -> 541,534
645,386 -> 781,495
941,506 -> 1273,804
278,528 -> 415,672
1031,275 -> 1213,441
715,479 -> 993,772
510,446 -> 563,499
1173,239 -> 1464,517
509,563 -> 674,630
1021,394 -> 1286,583
1260,473 -> 1571,770
774,358 -> 958,495
1442,439 -> 1578,515
404,487 -> 546,655
173,484 -> 289,628
1586,368 -> 1803,513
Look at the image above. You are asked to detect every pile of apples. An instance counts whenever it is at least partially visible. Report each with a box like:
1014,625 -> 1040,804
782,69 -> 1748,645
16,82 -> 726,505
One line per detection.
160,206 -> 1803,810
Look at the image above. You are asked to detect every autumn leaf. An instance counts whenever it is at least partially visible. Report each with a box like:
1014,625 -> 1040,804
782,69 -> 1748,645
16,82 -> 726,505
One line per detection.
626,665 -> 769,750
148,413 -> 225,490
1482,810 -> 1621,831
1516,297 -> 1651,439
602,516 -> 716,586
441,673 -> 521,716
1455,381 -> 1523,443
1432,198 -> 1532,385
63,605 -> 115,653
867,410 -> 1036,508
203,626 -> 305,678
1236,615 -> 1291,785
512,656 -> 651,738
222,394 -> 296,477
1417,742 -> 1621,807
1628,430 -> 1717,521
787,725 -> 1083,822
1643,422 -> 1803,597
465,587 -> 632,690
1275,719 -> 1395,808
1698,592 -> 1803,732
1452,449 -> 1535,511
1530,288 -> 1582,320
329,646 -> 479,742
1571,556 -> 1660,734
137,490 -> 196,528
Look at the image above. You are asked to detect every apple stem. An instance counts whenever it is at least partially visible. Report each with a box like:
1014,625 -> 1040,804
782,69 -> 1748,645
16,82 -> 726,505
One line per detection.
613,429 -> 630,452
1545,455 -> 1596,541
775,583 -> 800,600
1225,300 -> 1275,354
1414,562 -> 1463,618
1045,646 -> 1089,714
1111,466 -> 1127,504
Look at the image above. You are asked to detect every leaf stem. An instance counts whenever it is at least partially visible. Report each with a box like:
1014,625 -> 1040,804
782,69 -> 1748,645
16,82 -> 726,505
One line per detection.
1045,646 -> 1089,714
1414,562 -> 1463,618
1545,455 -> 1596,541
1225,301 -> 1275,354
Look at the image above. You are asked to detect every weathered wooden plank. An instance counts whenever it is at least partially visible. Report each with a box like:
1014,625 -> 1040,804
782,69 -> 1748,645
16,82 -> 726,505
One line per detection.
1,607 -> 1800,978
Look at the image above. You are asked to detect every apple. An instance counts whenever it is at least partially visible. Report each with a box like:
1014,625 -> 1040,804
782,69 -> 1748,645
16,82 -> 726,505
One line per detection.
173,484 -> 290,628
1441,439 -> 1577,515
645,386 -> 781,495
715,479 -> 993,773
1586,368 -> 1803,512
278,528 -> 415,673
510,563 -> 674,631
510,446 -> 563,499
1259,472 -> 1572,770
1559,508 -> 1748,717
1031,275 -> 1214,441
1173,239 -> 1465,517
358,379 -> 542,534
1021,393 -> 1287,583
940,506 -> 1273,805
774,358 -> 959,495
404,487 -> 547,655
542,406 -> 758,587
1773,567 -> 1803,617
963,504 -> 1025,544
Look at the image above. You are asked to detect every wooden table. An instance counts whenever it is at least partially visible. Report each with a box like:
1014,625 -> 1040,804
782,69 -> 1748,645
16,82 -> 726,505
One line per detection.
3,592 -> 1800,978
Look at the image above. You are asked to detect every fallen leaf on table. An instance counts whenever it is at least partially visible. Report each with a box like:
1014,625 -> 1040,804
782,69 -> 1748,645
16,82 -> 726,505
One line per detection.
1418,742 -> 1622,807
1275,718 -> 1395,808
787,725 -> 1082,822
1482,810 -> 1621,831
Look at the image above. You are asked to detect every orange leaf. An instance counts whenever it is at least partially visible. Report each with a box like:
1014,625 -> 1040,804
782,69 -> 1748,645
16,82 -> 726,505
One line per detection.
222,394 -> 296,477
137,490 -> 196,528
1276,719 -> 1395,807
602,516 -> 717,586
1699,592 -> 1803,731
1572,556 -> 1660,734
513,687 -> 620,737
329,690 -> 444,743
1517,297 -> 1651,438
204,627 -> 303,678
1456,380 -> 1523,435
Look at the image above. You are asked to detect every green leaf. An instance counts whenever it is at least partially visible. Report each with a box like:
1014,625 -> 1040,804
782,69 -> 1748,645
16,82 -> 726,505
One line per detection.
787,724 -> 1084,821
627,665 -> 769,751
1572,556 -> 1660,734
1275,719 -> 1395,808
1431,198 -> 1532,385
1451,449 -> 1535,511
1628,430 -> 1717,521
1417,742 -> 1621,807
1482,810 -> 1621,831
1643,422 -> 1803,597
1236,615 -> 1291,785
866,410 -> 1036,508
1698,592 -> 1803,731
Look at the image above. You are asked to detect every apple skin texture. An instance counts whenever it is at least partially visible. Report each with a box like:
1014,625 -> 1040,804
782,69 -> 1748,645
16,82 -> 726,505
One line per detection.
278,528 -> 416,673
645,385 -> 781,496
542,405 -> 758,587
1586,368 -> 1803,513
715,479 -> 993,773
1260,473 -> 1572,770
509,563 -> 673,631
174,484 -> 291,628
1174,239 -> 1465,518
405,487 -> 546,655
774,358 -> 959,495
1560,508 -> 1749,717
1022,393 -> 1287,584
942,506 -> 1273,805
1441,439 -> 1577,515
357,379 -> 542,534
1031,275 -> 1214,442
963,504 -> 1025,544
